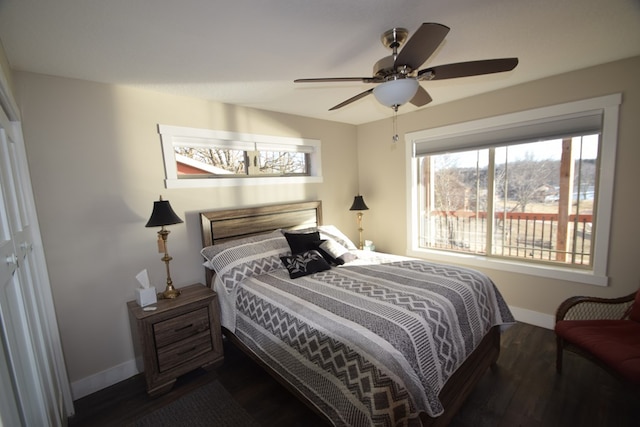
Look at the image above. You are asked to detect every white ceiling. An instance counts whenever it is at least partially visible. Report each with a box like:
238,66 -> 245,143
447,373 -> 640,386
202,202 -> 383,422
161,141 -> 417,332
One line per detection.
1,0 -> 639,125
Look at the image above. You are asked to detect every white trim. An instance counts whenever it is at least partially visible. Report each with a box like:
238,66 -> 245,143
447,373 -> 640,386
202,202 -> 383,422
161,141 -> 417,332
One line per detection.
70,359 -> 139,399
509,306 -> 555,330
158,124 -> 323,189
165,175 -> 323,189
591,100 -> 619,276
408,94 -> 621,149
406,246 -> 608,286
405,94 -> 621,286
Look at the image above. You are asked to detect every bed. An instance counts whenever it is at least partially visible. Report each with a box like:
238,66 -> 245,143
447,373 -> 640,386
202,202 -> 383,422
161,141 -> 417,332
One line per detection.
199,201 -> 514,426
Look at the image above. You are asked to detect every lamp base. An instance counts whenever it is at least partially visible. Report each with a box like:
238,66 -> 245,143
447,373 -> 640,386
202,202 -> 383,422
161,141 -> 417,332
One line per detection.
160,284 -> 181,299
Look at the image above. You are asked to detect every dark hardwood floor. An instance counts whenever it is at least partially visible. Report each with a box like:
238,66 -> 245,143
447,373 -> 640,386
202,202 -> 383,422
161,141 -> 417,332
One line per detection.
69,323 -> 639,427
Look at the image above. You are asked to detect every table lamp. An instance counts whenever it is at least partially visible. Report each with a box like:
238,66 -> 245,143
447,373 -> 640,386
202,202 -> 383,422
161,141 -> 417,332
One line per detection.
349,195 -> 369,250
145,196 -> 183,299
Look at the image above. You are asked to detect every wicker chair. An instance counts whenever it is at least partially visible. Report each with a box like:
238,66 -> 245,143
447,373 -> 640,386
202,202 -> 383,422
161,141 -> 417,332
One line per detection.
555,290 -> 640,386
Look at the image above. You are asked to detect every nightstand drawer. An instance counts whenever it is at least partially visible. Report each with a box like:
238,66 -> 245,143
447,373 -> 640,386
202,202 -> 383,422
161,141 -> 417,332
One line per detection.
153,307 -> 210,348
157,331 -> 213,372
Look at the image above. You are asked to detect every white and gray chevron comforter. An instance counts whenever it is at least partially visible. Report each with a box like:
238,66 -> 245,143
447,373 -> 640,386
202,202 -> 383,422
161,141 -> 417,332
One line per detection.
216,252 -> 514,427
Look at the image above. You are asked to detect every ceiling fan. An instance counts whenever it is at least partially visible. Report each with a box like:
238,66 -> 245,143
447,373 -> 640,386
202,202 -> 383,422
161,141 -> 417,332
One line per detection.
294,23 -> 518,112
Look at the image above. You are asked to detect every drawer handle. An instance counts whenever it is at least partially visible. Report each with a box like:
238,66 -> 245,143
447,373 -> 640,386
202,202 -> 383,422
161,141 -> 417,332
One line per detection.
175,323 -> 194,332
177,347 -> 196,356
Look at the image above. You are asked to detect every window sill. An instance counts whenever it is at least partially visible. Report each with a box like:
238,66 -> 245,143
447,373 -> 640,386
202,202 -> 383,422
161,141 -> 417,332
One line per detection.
165,175 -> 323,189
406,247 -> 608,286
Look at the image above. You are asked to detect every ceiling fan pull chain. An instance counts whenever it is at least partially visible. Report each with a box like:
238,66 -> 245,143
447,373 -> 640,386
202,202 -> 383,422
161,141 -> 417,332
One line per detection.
392,110 -> 399,143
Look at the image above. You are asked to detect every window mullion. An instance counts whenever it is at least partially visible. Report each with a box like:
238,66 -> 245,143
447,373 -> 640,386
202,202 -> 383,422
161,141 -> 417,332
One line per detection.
486,148 -> 496,256
245,150 -> 256,175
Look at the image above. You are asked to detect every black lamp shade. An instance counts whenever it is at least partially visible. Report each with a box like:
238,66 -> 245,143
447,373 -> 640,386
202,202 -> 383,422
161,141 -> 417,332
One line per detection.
349,195 -> 369,211
145,199 -> 183,227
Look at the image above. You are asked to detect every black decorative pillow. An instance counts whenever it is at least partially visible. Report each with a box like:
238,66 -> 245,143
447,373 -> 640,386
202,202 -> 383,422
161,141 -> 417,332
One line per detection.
280,250 -> 331,279
284,232 -> 321,254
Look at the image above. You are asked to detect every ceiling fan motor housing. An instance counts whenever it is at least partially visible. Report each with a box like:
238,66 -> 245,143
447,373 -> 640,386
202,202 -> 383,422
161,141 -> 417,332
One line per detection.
373,56 -> 413,80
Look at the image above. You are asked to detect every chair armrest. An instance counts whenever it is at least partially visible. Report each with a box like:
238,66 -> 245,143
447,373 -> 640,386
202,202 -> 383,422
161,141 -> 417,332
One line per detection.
555,292 -> 636,322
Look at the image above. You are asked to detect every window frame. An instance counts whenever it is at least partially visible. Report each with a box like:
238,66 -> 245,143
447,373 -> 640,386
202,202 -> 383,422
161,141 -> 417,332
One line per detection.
405,94 -> 621,286
158,124 -> 322,188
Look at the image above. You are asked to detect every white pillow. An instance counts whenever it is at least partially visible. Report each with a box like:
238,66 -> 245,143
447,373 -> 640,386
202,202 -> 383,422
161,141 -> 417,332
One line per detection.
319,239 -> 357,264
319,239 -> 349,258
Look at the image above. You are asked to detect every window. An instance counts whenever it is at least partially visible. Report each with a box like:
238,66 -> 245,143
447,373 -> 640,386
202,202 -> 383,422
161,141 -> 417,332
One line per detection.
406,94 -> 621,285
158,125 -> 322,188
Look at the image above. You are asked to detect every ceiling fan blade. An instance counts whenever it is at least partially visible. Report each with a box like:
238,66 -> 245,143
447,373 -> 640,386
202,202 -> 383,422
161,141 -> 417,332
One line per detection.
329,88 -> 374,111
394,23 -> 450,70
294,77 -> 377,83
410,85 -> 432,107
418,58 -> 519,80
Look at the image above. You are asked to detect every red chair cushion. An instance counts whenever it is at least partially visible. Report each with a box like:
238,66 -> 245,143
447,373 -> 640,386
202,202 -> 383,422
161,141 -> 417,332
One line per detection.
555,319 -> 640,384
628,291 -> 640,322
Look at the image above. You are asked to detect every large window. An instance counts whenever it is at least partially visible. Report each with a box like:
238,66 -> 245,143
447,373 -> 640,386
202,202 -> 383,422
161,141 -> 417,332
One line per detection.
158,125 -> 322,188
406,94 -> 621,285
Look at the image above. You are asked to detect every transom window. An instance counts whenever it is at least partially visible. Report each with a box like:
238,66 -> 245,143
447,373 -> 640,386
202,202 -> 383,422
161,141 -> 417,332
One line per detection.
158,125 -> 322,188
174,147 -> 309,177
406,94 -> 621,285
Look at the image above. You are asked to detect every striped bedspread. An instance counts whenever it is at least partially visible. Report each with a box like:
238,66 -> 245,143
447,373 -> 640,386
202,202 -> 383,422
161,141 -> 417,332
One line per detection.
218,252 -> 514,426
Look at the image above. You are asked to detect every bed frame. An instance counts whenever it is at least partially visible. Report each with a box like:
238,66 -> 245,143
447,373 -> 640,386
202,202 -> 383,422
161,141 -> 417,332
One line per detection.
199,200 -> 500,426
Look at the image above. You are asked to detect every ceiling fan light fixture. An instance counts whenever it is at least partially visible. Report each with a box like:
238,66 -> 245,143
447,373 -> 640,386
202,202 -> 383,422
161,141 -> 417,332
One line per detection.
373,78 -> 419,109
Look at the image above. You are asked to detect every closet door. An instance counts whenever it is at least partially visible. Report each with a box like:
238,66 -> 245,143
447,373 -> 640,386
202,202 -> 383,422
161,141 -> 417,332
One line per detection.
0,126 -> 23,427
0,109 -> 69,425
0,125 -> 48,426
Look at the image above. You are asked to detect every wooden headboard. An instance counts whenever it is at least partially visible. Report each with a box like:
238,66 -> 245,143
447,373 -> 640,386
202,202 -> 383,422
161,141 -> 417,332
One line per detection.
199,201 -> 323,285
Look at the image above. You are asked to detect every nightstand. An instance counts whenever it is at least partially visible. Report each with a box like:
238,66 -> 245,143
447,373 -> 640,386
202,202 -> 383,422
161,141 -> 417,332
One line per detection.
127,283 -> 224,396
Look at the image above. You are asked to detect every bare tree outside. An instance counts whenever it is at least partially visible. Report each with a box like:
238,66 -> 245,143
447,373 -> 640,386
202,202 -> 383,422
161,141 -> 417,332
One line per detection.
258,151 -> 308,175
175,147 -> 246,174
498,150 -> 555,213
433,154 -> 467,212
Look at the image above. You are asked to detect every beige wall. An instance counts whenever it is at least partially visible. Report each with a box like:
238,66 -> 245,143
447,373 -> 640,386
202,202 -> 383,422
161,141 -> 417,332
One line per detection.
357,56 -> 640,316
13,72 -> 359,385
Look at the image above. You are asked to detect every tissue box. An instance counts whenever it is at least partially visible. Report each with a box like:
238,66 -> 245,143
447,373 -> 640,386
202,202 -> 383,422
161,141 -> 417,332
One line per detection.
135,287 -> 157,307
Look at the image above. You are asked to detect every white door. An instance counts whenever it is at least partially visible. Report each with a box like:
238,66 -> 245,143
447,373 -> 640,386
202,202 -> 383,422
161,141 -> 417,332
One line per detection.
0,126 -> 23,427
0,126 -> 49,426
0,110 -> 70,424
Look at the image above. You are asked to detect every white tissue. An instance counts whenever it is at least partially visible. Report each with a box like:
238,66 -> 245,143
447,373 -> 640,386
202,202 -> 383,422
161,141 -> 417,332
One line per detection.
136,269 -> 150,289
135,269 -> 157,307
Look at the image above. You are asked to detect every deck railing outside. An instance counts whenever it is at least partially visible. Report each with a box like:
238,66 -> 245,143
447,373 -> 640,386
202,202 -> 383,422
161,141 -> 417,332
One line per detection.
423,211 -> 593,265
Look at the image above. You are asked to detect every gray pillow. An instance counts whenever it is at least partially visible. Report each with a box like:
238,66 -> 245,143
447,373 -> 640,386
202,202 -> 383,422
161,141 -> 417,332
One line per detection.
200,230 -> 290,292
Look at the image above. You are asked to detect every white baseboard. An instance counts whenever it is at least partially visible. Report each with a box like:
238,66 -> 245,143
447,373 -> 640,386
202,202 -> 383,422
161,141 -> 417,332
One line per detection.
509,305 -> 555,330
70,306 -> 554,399
70,358 -> 139,400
